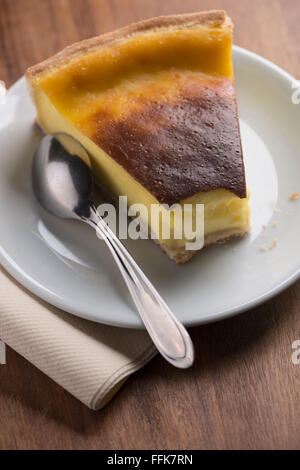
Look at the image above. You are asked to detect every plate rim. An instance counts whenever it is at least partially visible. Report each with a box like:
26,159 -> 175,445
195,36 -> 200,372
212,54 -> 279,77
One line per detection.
0,45 -> 299,329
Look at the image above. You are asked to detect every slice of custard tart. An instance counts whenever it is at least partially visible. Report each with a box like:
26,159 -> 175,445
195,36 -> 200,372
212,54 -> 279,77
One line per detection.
26,10 -> 250,263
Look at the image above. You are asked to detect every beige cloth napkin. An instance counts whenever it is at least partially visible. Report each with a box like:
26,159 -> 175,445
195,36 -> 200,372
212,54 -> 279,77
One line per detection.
0,265 -> 156,409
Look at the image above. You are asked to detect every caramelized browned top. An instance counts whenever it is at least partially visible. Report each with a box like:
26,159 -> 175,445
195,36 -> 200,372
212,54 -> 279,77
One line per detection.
90,77 -> 246,205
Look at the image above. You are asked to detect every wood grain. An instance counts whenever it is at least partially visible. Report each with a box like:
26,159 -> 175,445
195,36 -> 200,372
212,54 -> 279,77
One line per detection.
0,0 -> 300,450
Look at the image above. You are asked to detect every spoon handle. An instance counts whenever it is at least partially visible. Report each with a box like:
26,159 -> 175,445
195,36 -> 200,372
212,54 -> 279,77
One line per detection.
84,204 -> 194,369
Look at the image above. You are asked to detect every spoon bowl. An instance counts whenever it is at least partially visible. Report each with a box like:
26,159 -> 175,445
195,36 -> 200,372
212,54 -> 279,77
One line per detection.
32,133 -> 93,220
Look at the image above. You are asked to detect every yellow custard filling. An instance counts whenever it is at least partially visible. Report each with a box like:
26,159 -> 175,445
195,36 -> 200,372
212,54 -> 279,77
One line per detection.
34,89 -> 250,250
29,20 -> 250,255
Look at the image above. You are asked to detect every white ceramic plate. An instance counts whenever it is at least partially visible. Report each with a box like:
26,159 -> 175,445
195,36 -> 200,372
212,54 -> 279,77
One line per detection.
0,46 -> 299,328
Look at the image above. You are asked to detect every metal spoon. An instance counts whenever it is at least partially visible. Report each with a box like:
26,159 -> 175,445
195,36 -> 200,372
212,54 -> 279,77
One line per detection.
32,133 -> 194,368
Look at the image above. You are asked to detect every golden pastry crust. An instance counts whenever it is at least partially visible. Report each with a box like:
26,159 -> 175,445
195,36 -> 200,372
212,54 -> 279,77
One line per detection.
160,228 -> 250,264
26,10 -> 230,82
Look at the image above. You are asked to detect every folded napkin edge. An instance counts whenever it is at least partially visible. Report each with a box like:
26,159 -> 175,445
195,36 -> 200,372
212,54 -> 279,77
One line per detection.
91,343 -> 157,410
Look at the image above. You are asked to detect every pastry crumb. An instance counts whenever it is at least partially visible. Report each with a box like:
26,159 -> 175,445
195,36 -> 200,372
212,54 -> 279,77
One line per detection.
260,234 -> 265,238
289,192 -> 299,200
274,208 -> 280,213
260,239 -> 278,251
270,238 -> 278,249
272,221 -> 278,227
263,224 -> 267,229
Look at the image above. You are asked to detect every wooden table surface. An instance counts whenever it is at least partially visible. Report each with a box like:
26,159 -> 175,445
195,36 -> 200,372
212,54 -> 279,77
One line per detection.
0,0 -> 300,450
